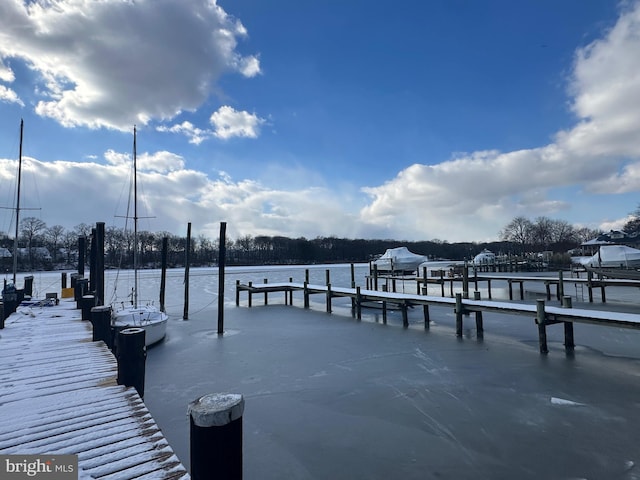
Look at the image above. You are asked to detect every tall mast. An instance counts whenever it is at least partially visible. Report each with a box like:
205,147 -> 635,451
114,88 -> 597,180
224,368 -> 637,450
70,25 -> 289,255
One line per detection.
12,119 -> 23,285
133,125 -> 138,308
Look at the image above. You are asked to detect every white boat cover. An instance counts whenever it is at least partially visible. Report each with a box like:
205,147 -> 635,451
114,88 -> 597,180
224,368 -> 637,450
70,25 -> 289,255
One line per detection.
473,249 -> 495,265
373,247 -> 428,272
580,245 -> 640,268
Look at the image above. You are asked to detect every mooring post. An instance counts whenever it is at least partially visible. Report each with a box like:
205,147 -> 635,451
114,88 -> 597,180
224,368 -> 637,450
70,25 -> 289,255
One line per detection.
303,281 -> 309,309
545,282 -> 552,301
218,222 -> 227,334
356,286 -> 362,320
61,272 -> 67,289
373,264 -> 378,291
189,393 -> 244,480
587,271 -> 594,303
287,277 -> 293,305
90,305 -> 113,350
350,264 -> 356,311
235,280 -> 240,307
401,302 -> 408,328
81,294 -> 96,321
558,271 -> 564,300
326,283 -> 332,313
423,304 -> 430,330
562,295 -> 575,351
420,267 -> 427,295
463,265 -> 469,299
247,281 -> 252,308
117,327 -> 146,398
487,278 -> 492,299
160,237 -> 168,313
263,279 -> 268,305
183,222 -> 191,320
536,299 -> 548,354
474,291 -> 484,338
508,279 -> 514,300
455,293 -> 463,337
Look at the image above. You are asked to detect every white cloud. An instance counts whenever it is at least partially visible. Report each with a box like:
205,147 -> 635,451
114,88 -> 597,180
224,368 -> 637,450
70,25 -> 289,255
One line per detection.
210,106 -> 265,139
156,121 -> 212,145
0,85 -> 23,106
0,0 -> 261,130
358,1 -> 640,241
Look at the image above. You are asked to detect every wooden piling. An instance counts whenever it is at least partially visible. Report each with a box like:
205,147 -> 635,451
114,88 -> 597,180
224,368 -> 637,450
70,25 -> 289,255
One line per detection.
90,305 -> 113,349
562,295 -> 575,351
183,222 -> 191,320
117,327 -> 146,398
189,393 -> 244,480
474,291 -> 484,339
95,222 -> 105,306
218,222 -> 227,335
303,281 -> 309,309
326,284 -> 332,313
423,304 -> 430,330
463,265 -> 469,299
235,280 -> 240,306
248,282 -> 253,307
356,286 -> 362,320
264,279 -> 268,305
401,302 -> 408,328
536,299 -> 548,354
455,293 -> 463,337
160,237 -> 168,313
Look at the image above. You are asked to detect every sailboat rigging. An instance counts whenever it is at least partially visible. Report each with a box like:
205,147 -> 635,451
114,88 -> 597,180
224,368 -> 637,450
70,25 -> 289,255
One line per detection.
111,126 -> 168,346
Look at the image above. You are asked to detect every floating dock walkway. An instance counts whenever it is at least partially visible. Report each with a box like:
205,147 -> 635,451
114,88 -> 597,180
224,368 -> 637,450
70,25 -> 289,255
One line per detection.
0,299 -> 189,479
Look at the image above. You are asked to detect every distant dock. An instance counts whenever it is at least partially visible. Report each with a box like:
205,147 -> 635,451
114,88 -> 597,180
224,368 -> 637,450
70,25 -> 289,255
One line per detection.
0,298 -> 189,479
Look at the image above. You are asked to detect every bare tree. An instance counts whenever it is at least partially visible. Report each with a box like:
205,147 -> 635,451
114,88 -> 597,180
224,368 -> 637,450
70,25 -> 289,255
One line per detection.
500,216 -> 533,253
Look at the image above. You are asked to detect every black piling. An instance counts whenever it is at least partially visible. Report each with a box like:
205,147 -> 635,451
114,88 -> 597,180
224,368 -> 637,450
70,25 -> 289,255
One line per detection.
160,237 -> 168,313
81,294 -> 96,321
562,295 -> 575,351
536,299 -> 548,354
455,293 -> 464,337
189,393 -> 244,480
218,222 -> 227,335
90,305 -> 113,349
184,222 -> 191,320
116,327 -> 146,398
474,291 -> 484,339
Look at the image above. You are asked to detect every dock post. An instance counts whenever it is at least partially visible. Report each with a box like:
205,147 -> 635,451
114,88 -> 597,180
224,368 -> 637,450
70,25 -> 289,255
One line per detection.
423,304 -> 430,330
558,271 -> 564,300
117,327 -> 146,398
90,305 -> 113,350
440,270 -> 445,297
400,302 -> 408,327
189,393 -> 244,480
487,279 -> 492,299
303,282 -> 309,309
81,294 -> 96,321
463,265 -> 469,299
248,282 -> 253,308
356,286 -> 362,320
587,271 -> 594,303
545,282 -> 551,301
373,264 -> 378,291
61,272 -> 67,289
508,280 -> 513,300
287,277 -> 293,305
536,299 -> 548,354
235,280 -> 240,306
326,283 -> 332,313
455,293 -> 463,337
218,222 -> 226,335
263,279 -> 268,305
23,275 -> 34,298
474,291 -> 484,339
562,295 -> 575,351
601,284 -> 606,303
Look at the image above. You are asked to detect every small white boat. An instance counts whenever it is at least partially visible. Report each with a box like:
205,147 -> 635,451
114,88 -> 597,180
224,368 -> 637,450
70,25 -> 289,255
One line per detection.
373,247 -> 428,273
112,304 -> 168,346
111,126 -> 167,347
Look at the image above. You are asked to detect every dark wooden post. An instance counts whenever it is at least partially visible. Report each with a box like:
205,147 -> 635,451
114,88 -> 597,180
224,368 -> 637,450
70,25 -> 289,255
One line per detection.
562,295 -> 575,351
218,222 -> 226,335
536,299 -> 548,354
78,235 -> 86,277
89,228 -> 97,293
373,264 -> 378,291
474,291 -> 484,339
90,305 -> 113,349
61,272 -> 67,289
545,282 -> 551,301
81,294 -> 96,320
558,271 -> 564,300
189,393 -> 244,480
303,281 -> 309,309
463,265 -> 469,299
423,304 -> 430,330
440,270 -> 445,297
487,279 -> 492,300
183,222 -> 191,320
401,302 -> 408,328
508,279 -> 514,300
420,267 -> 427,295
587,271 -> 594,303
455,293 -> 463,337
263,279 -> 268,305
248,282 -> 252,308
356,286 -> 362,320
117,327 -> 146,398
95,222 -> 105,306
160,237 -> 168,313
350,264 -> 356,311
235,280 -> 240,307
326,284 -> 332,313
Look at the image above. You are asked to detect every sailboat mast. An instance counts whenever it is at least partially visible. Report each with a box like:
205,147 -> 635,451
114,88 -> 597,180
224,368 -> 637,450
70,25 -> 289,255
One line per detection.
13,119 -> 23,285
133,125 -> 138,308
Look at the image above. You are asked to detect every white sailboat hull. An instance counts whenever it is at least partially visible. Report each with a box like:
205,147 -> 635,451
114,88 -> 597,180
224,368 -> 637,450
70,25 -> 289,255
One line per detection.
112,305 -> 168,346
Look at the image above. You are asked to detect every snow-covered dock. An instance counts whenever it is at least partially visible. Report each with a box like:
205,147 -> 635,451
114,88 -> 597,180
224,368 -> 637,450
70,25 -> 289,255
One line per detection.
0,299 -> 189,479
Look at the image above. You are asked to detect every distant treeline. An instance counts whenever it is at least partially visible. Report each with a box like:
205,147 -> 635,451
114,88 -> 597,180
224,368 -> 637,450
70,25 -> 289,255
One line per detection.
0,217 -> 588,272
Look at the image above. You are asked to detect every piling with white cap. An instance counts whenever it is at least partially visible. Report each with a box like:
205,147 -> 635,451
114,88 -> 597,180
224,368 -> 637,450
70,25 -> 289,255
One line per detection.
188,393 -> 244,479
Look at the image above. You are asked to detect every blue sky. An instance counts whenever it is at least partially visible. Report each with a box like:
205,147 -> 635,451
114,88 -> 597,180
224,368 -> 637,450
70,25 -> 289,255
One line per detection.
0,0 -> 638,242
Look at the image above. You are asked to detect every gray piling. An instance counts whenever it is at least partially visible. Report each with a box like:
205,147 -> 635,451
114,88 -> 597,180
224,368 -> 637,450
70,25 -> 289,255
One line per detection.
189,393 -> 244,480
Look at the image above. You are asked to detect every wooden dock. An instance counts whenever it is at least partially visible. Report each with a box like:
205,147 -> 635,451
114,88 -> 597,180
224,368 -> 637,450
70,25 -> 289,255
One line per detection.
0,299 -> 189,479
236,280 -> 640,354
